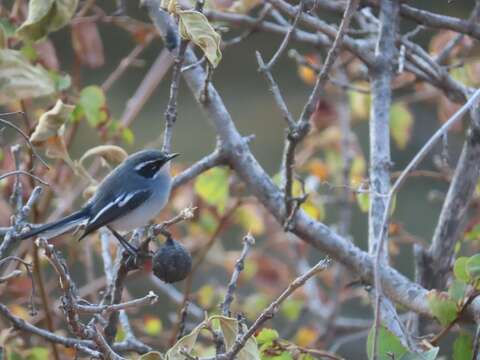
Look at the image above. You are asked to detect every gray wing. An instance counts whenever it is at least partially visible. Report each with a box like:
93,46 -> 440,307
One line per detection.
80,189 -> 152,239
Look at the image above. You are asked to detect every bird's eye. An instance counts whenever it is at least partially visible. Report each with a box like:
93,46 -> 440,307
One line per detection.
135,161 -> 161,178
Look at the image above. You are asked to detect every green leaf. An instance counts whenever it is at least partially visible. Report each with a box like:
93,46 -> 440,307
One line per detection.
356,192 -> 369,213
399,347 -> 439,360
141,352 -> 165,360
121,127 -> 135,145
454,257 -> 470,283
256,328 -> 279,345
280,298 -> 303,321
466,254 -> 480,282
366,326 -> 408,360
390,103 -> 414,150
77,85 -> 107,126
448,279 -> 466,303
426,290 -> 458,326
26,347 -> 49,360
194,167 -> 229,214
178,10 -> 222,67
49,70 -> 71,91
453,332 -> 473,360
262,352 -> 293,360
17,0 -> 79,41
0,49 -> 55,104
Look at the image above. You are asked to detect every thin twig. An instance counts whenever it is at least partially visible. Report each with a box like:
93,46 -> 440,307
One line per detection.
221,234 -> 255,316
221,258 -> 331,360
0,117 -> 49,169
0,170 -> 49,185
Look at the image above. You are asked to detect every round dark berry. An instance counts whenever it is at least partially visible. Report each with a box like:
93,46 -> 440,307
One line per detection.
152,237 -> 192,283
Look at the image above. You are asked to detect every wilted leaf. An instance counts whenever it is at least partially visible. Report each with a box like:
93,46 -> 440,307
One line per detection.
454,257 -> 469,283
71,21 -> 105,68
141,352 -> 164,360
78,145 -> 128,168
465,224 -> 480,241
76,85 -> 108,126
453,332 -> 473,360
366,326 -> 407,360
165,321 -> 205,360
17,0 -> 79,41
30,99 -> 74,165
194,167 -> 229,213
426,290 -> 458,326
178,11 -> 222,67
30,99 -> 73,145
390,103 -> 413,150
216,316 -> 260,360
0,49 -> 55,104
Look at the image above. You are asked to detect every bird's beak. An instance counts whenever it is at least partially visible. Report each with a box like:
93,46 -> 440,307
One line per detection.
167,153 -> 180,161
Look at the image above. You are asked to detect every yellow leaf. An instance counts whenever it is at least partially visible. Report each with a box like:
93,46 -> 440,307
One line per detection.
356,192 -> 369,213
234,204 -> 265,235
349,154 -> 366,187
17,0 -> 79,41
348,83 -> 371,121
178,11 -> 222,67
390,103 -> 413,150
197,284 -> 216,308
294,327 -> 318,347
144,316 -> 163,336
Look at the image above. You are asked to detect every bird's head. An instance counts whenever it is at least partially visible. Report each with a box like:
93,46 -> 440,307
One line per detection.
127,149 -> 180,179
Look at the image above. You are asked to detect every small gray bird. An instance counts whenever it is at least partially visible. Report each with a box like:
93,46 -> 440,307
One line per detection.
17,149 -> 179,254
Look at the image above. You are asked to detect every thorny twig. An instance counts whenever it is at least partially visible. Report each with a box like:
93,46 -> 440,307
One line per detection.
221,234 -> 255,316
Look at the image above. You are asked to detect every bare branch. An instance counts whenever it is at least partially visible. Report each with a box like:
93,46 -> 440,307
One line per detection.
221,233 -> 255,316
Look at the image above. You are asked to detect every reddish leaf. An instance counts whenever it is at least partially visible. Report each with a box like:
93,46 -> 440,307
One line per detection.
34,39 -> 59,70
71,21 -> 105,69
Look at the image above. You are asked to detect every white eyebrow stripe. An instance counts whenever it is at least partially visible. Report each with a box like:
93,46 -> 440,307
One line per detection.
134,159 -> 160,171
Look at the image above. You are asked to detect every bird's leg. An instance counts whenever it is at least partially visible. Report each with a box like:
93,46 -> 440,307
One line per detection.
107,226 -> 138,258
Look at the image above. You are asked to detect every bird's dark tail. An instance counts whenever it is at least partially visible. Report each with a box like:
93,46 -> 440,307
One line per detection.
16,210 -> 89,240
